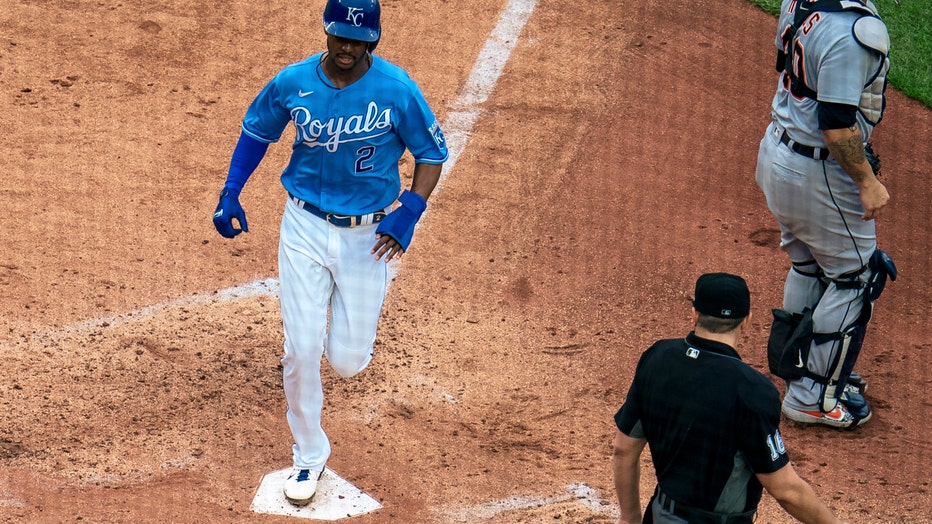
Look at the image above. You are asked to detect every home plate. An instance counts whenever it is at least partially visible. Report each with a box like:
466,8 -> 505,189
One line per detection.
250,467 -> 382,520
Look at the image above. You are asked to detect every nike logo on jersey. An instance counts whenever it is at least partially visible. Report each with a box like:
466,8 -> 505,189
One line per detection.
795,350 -> 804,368
298,90 -> 314,97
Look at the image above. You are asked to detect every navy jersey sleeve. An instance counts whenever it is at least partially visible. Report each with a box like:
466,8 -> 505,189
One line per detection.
735,379 -> 790,474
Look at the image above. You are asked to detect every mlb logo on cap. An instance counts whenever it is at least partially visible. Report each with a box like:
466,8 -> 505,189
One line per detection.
692,273 -> 750,319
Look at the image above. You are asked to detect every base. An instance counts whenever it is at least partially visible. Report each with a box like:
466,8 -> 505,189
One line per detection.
250,467 -> 382,520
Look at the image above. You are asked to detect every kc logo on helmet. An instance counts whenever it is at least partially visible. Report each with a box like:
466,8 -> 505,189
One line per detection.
346,7 -> 364,26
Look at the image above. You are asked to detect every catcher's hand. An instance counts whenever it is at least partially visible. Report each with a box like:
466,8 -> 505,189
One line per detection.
865,142 -> 882,176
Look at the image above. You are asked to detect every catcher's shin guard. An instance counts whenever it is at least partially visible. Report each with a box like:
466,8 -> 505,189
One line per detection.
816,313 -> 870,413
816,249 -> 895,412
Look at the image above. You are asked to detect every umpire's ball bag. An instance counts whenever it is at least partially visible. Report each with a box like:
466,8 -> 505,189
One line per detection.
767,308 -> 814,380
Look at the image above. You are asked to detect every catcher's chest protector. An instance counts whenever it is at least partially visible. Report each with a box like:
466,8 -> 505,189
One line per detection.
777,0 -> 890,125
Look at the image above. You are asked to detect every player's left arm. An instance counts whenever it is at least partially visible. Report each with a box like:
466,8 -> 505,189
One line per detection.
408,161 -> 443,203
371,161 -> 443,262
817,27 -> 890,221
372,89 -> 448,261
821,121 -> 889,220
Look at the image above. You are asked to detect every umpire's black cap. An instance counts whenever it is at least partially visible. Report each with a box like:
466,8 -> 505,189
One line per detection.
693,273 -> 750,319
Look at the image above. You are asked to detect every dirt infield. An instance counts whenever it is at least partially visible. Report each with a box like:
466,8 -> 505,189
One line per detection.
1,0 -> 930,522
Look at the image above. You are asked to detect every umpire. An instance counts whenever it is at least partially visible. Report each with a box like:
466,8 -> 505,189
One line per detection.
612,273 -> 847,524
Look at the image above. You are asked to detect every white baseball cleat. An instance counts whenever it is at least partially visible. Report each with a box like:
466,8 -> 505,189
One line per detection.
283,468 -> 324,506
782,401 -> 871,429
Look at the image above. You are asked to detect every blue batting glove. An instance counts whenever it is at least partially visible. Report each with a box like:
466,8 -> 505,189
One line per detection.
212,187 -> 249,238
376,190 -> 427,252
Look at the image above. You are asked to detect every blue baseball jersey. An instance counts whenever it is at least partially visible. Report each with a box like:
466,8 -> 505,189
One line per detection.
242,53 -> 448,215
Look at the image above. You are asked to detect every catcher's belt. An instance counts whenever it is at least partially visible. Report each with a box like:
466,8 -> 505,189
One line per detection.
778,128 -> 831,160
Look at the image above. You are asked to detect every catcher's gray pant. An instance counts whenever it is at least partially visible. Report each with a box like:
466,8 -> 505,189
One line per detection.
279,198 -> 387,471
756,122 -> 876,412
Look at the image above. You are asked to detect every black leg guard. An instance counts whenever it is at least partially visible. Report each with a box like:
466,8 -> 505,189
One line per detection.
815,249 -> 896,420
812,320 -> 871,428
835,249 -> 896,401
815,323 -> 862,414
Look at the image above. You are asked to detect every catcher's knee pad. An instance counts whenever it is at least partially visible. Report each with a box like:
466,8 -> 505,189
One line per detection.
830,249 -> 897,298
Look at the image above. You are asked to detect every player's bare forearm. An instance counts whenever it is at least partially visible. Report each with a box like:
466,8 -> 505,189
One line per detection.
612,430 -> 646,524
371,164 -> 442,262
822,126 -> 871,184
758,465 -> 847,524
822,126 -> 889,220
409,162 -> 443,201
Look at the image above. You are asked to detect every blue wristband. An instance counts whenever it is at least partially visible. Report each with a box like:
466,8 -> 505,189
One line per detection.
375,190 -> 427,251
398,189 -> 427,215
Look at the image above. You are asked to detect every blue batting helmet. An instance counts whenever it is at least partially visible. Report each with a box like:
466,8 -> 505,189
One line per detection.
323,0 -> 381,48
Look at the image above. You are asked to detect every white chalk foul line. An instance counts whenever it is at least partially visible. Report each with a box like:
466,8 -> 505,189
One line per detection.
28,278 -> 280,341
388,0 -> 538,284
440,0 -> 537,182
437,483 -> 617,522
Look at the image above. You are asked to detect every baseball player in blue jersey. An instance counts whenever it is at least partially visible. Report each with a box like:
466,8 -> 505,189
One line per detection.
211,0 -> 448,505
756,0 -> 896,429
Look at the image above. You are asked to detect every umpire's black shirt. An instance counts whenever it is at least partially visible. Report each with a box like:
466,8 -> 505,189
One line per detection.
614,332 -> 789,514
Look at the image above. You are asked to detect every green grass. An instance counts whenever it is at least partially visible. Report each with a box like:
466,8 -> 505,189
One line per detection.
748,0 -> 932,108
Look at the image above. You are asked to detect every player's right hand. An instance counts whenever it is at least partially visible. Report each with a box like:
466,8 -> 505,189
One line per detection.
858,178 -> 890,221
213,187 -> 249,238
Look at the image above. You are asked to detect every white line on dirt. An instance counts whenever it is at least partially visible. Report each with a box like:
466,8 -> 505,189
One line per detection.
437,483 -> 616,522
388,0 -> 537,283
29,278 -> 280,340
439,0 -> 538,183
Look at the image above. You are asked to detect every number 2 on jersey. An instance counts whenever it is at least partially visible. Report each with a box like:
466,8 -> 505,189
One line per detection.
355,146 -> 375,173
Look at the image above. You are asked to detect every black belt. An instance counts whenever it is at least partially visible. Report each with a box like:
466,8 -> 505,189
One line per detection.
657,491 -> 756,524
658,491 -> 691,520
779,129 -> 830,160
289,194 -> 386,228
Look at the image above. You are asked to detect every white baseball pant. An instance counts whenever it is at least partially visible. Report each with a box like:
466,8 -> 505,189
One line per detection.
278,197 -> 388,471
